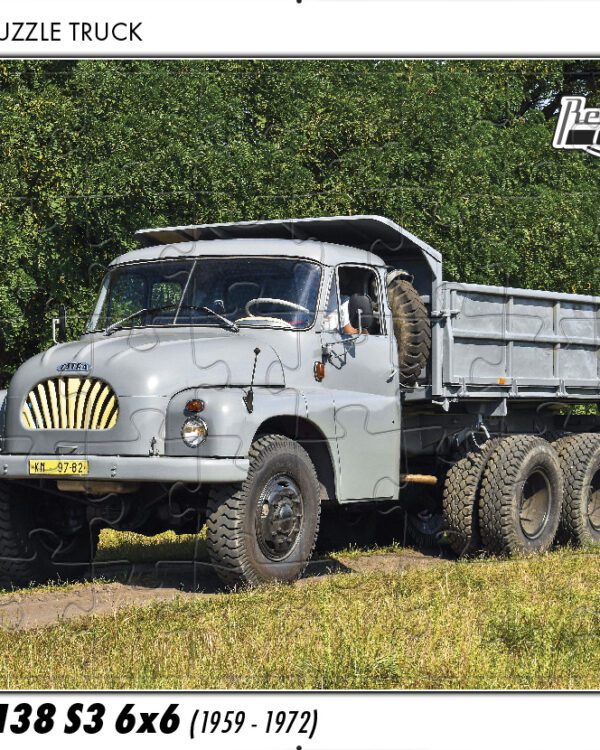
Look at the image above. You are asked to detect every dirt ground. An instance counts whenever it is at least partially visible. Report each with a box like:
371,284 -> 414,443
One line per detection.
0,549 -> 448,631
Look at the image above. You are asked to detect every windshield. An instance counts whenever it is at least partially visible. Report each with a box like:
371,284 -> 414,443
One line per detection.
88,257 -> 322,333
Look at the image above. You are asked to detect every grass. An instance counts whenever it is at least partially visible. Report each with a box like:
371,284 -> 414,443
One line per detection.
0,541 -> 598,689
96,528 -> 208,563
0,529 -> 209,599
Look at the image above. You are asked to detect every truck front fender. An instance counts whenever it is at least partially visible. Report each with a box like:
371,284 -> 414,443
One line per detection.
165,386 -> 308,459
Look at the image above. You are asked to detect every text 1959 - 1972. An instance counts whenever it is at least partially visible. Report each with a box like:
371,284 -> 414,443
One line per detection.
0,703 -> 319,740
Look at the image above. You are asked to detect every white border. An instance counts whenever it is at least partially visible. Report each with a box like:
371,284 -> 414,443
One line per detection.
1,0 -> 600,56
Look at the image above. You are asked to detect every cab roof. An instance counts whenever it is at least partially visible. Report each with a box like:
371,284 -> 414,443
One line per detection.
110,237 -> 387,268
112,215 -> 441,273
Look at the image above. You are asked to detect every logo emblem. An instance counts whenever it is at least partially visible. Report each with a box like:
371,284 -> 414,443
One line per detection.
553,96 -> 600,157
56,362 -> 91,373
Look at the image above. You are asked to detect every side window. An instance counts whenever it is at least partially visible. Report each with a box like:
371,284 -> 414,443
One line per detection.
336,266 -> 383,335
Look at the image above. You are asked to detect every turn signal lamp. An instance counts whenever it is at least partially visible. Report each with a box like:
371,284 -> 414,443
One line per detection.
185,399 -> 205,413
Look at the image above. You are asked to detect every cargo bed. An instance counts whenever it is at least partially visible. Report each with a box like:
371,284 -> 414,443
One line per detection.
424,282 -> 600,403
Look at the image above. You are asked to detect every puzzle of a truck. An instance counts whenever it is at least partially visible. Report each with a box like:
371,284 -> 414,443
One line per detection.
1,214 -> 599,588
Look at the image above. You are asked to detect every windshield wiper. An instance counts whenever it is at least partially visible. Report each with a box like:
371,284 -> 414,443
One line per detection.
104,303 -> 239,336
105,306 -> 156,335
192,305 -> 239,333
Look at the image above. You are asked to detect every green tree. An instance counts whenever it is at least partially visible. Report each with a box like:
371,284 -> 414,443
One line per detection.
0,60 -> 599,382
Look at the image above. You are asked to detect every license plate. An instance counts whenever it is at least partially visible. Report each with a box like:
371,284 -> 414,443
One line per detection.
28,459 -> 89,477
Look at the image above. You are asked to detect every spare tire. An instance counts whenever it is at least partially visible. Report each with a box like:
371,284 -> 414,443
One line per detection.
387,276 -> 431,387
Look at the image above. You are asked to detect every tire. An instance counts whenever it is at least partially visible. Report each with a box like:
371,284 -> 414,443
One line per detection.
405,508 -> 446,549
442,438 -> 501,556
0,482 -> 99,589
403,482 -> 446,549
387,277 -> 431,387
479,435 -> 563,556
206,434 -> 321,588
554,433 -> 600,547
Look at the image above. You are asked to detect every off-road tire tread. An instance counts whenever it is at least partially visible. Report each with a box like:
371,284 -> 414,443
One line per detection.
387,278 -> 431,387
442,438 -> 501,556
553,432 -> 600,546
0,485 -> 41,587
0,484 -> 98,588
479,435 -> 562,555
206,434 -> 321,588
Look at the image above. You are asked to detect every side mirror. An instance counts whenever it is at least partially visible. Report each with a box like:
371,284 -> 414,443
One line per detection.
53,304 -> 67,344
348,294 -> 374,332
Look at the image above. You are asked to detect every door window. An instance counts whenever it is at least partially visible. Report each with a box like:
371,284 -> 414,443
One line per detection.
324,265 -> 383,335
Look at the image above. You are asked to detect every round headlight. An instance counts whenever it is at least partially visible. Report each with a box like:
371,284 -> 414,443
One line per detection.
181,417 -> 208,448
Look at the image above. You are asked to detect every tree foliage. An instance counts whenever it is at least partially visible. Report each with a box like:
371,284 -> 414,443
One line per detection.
0,60 -> 599,381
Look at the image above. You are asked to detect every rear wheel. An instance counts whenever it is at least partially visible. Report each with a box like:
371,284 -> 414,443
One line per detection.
0,483 -> 98,589
479,436 -> 563,556
554,433 -> 600,547
443,439 -> 501,557
206,435 -> 321,588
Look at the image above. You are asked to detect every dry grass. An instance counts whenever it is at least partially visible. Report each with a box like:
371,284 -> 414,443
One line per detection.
0,544 -> 598,690
0,529 -> 209,598
96,528 -> 208,563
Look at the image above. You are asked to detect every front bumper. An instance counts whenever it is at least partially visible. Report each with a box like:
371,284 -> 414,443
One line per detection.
0,454 -> 249,484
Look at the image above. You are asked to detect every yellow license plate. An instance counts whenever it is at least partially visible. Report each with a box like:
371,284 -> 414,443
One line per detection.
28,459 -> 89,477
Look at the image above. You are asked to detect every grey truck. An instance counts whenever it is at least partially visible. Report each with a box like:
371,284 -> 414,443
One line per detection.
0,215 -> 599,588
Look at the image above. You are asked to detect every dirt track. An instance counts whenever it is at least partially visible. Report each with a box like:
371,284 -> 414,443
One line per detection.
0,549 -> 448,631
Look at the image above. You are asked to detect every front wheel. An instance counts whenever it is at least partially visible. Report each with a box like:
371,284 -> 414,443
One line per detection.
206,435 -> 321,588
0,483 -> 98,589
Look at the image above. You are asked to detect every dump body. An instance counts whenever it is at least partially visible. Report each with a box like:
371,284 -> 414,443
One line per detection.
427,282 -> 600,404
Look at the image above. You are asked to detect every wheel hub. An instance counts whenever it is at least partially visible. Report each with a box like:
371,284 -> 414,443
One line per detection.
519,470 -> 551,540
256,474 -> 304,561
413,509 -> 440,534
588,471 -> 600,532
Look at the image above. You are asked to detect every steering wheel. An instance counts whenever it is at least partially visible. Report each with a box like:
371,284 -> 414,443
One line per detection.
245,298 -> 310,316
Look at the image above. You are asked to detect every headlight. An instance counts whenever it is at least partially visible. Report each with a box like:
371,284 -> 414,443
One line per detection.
181,417 -> 208,448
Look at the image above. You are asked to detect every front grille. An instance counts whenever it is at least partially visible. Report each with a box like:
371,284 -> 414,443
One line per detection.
22,377 -> 119,430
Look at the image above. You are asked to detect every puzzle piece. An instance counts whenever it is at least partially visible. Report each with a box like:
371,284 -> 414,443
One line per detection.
0,62 -> 600,628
